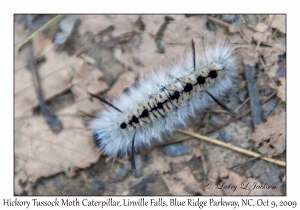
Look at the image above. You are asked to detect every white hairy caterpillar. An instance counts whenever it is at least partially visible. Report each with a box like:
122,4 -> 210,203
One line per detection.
91,39 -> 238,171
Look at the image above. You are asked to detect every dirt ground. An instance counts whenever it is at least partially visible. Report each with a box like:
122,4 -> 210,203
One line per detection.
14,14 -> 286,195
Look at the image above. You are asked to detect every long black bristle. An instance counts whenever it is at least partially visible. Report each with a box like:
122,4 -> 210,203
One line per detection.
88,92 -> 123,113
191,39 -> 196,71
205,90 -> 232,113
131,133 -> 137,172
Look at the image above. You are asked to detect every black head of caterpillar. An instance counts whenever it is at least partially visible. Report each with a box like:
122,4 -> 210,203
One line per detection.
91,39 -> 237,172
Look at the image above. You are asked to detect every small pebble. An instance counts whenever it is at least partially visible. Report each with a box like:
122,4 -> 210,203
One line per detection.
163,143 -> 189,157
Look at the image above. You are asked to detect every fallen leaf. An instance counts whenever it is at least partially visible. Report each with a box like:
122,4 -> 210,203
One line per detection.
242,48 -> 259,66
14,27 -> 108,194
78,15 -> 139,37
78,15 -> 112,36
251,112 -> 286,157
241,24 -> 256,44
252,22 -> 269,32
253,31 -> 274,46
15,115 -> 99,177
107,71 -> 136,101
271,15 -> 286,34
162,167 -> 201,195
277,78 -> 286,102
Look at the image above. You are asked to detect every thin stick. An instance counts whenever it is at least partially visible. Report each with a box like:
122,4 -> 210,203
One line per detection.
255,15 -> 275,52
234,97 -> 250,112
259,56 -> 278,89
178,129 -> 285,167
206,95 -> 250,114
15,14 -> 65,53
200,151 -> 208,178
203,90 -> 277,134
208,98 -> 249,114
206,15 -> 232,28
228,156 -> 262,170
26,15 -> 63,134
194,112 -> 209,132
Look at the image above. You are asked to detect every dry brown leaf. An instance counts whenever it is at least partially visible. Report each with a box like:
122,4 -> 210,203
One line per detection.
277,77 -> 286,102
134,32 -> 167,68
241,24 -> 256,44
251,112 -> 286,157
108,15 -> 141,37
15,33 -> 77,116
200,166 -> 282,195
15,65 -> 73,117
268,81 -> 277,90
15,116 -> 99,180
164,15 -> 207,43
271,15 -> 286,34
252,31 -> 275,46
32,32 -> 53,57
78,15 -> 139,37
14,28 -> 108,194
111,15 -> 214,81
107,71 -> 136,101
256,44 -> 285,78
253,22 -> 269,32
78,15 -> 112,36
264,52 -> 279,66
162,167 -> 201,195
245,16 -> 275,47
269,77 -> 286,102
268,63 -> 279,78
242,48 -> 259,66
142,15 -> 167,35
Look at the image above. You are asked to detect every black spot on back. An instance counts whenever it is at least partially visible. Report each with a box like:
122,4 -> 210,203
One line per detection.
170,91 -> 180,100
184,83 -> 193,92
197,76 -> 205,84
120,122 -> 127,129
209,70 -> 217,78
157,102 -> 163,109
132,115 -> 139,124
140,109 -> 149,118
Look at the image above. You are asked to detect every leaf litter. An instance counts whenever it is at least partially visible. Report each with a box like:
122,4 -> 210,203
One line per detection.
14,22 -> 108,194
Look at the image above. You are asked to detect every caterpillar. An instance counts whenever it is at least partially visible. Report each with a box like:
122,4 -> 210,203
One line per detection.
91,39 -> 238,171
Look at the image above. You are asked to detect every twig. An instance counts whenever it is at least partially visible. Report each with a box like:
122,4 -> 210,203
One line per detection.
234,97 -> 250,113
178,129 -> 286,167
26,15 -> 63,134
15,14 -> 65,53
200,152 -> 208,178
202,113 -> 210,134
255,15 -> 275,52
206,15 -> 239,33
259,56 -> 278,89
228,156 -> 262,170
206,15 -> 232,28
203,91 -> 277,134
194,112 -> 209,132
205,96 -> 249,114
245,65 -> 262,126
238,14 -> 246,24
